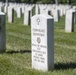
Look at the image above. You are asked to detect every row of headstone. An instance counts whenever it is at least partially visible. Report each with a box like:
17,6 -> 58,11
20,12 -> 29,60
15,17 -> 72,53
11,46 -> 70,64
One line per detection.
0,2 -> 73,25
0,2 -> 72,15
1,2 -> 76,33
6,3 -> 76,32
6,3 -> 35,25
1,2 -> 76,31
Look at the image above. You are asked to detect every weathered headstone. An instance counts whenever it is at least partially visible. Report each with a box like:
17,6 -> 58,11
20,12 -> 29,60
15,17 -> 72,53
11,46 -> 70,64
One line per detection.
0,12 -> 6,52
31,14 -> 54,71
65,10 -> 74,32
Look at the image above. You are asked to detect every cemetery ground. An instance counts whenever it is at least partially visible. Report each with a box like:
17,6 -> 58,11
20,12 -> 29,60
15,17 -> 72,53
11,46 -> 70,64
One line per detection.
0,13 -> 76,75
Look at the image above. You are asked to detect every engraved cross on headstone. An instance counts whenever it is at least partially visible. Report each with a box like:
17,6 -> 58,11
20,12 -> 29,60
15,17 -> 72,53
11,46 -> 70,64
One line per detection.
36,18 -> 40,25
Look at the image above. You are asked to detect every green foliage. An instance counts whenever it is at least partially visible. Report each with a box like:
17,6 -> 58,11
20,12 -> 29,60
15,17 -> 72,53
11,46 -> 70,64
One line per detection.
21,0 -> 51,3
20,0 -> 76,4
1,0 -> 76,4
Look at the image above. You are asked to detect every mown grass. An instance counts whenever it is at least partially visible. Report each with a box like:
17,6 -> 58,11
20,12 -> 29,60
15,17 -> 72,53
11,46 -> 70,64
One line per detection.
0,12 -> 76,75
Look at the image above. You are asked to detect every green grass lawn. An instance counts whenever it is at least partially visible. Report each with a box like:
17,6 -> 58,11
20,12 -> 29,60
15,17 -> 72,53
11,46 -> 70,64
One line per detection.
0,13 -> 76,75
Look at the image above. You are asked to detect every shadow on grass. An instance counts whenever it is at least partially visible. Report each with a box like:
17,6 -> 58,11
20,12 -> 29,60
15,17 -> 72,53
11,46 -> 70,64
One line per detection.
6,50 -> 31,54
55,62 -> 76,70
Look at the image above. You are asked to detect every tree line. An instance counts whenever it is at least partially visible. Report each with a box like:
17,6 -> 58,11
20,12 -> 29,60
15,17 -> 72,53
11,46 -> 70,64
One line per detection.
21,0 -> 76,4
0,0 -> 76,4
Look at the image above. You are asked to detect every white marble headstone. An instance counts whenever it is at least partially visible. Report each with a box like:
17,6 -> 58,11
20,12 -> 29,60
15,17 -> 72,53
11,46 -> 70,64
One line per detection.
31,14 -> 54,71
24,7 -> 30,25
53,8 -> 60,22
16,6 -> 22,18
8,6 -> 14,23
65,10 -> 74,32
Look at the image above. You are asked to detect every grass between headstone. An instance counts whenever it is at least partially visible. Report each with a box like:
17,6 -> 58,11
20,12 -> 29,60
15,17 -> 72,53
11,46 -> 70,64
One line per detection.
0,14 -> 76,75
